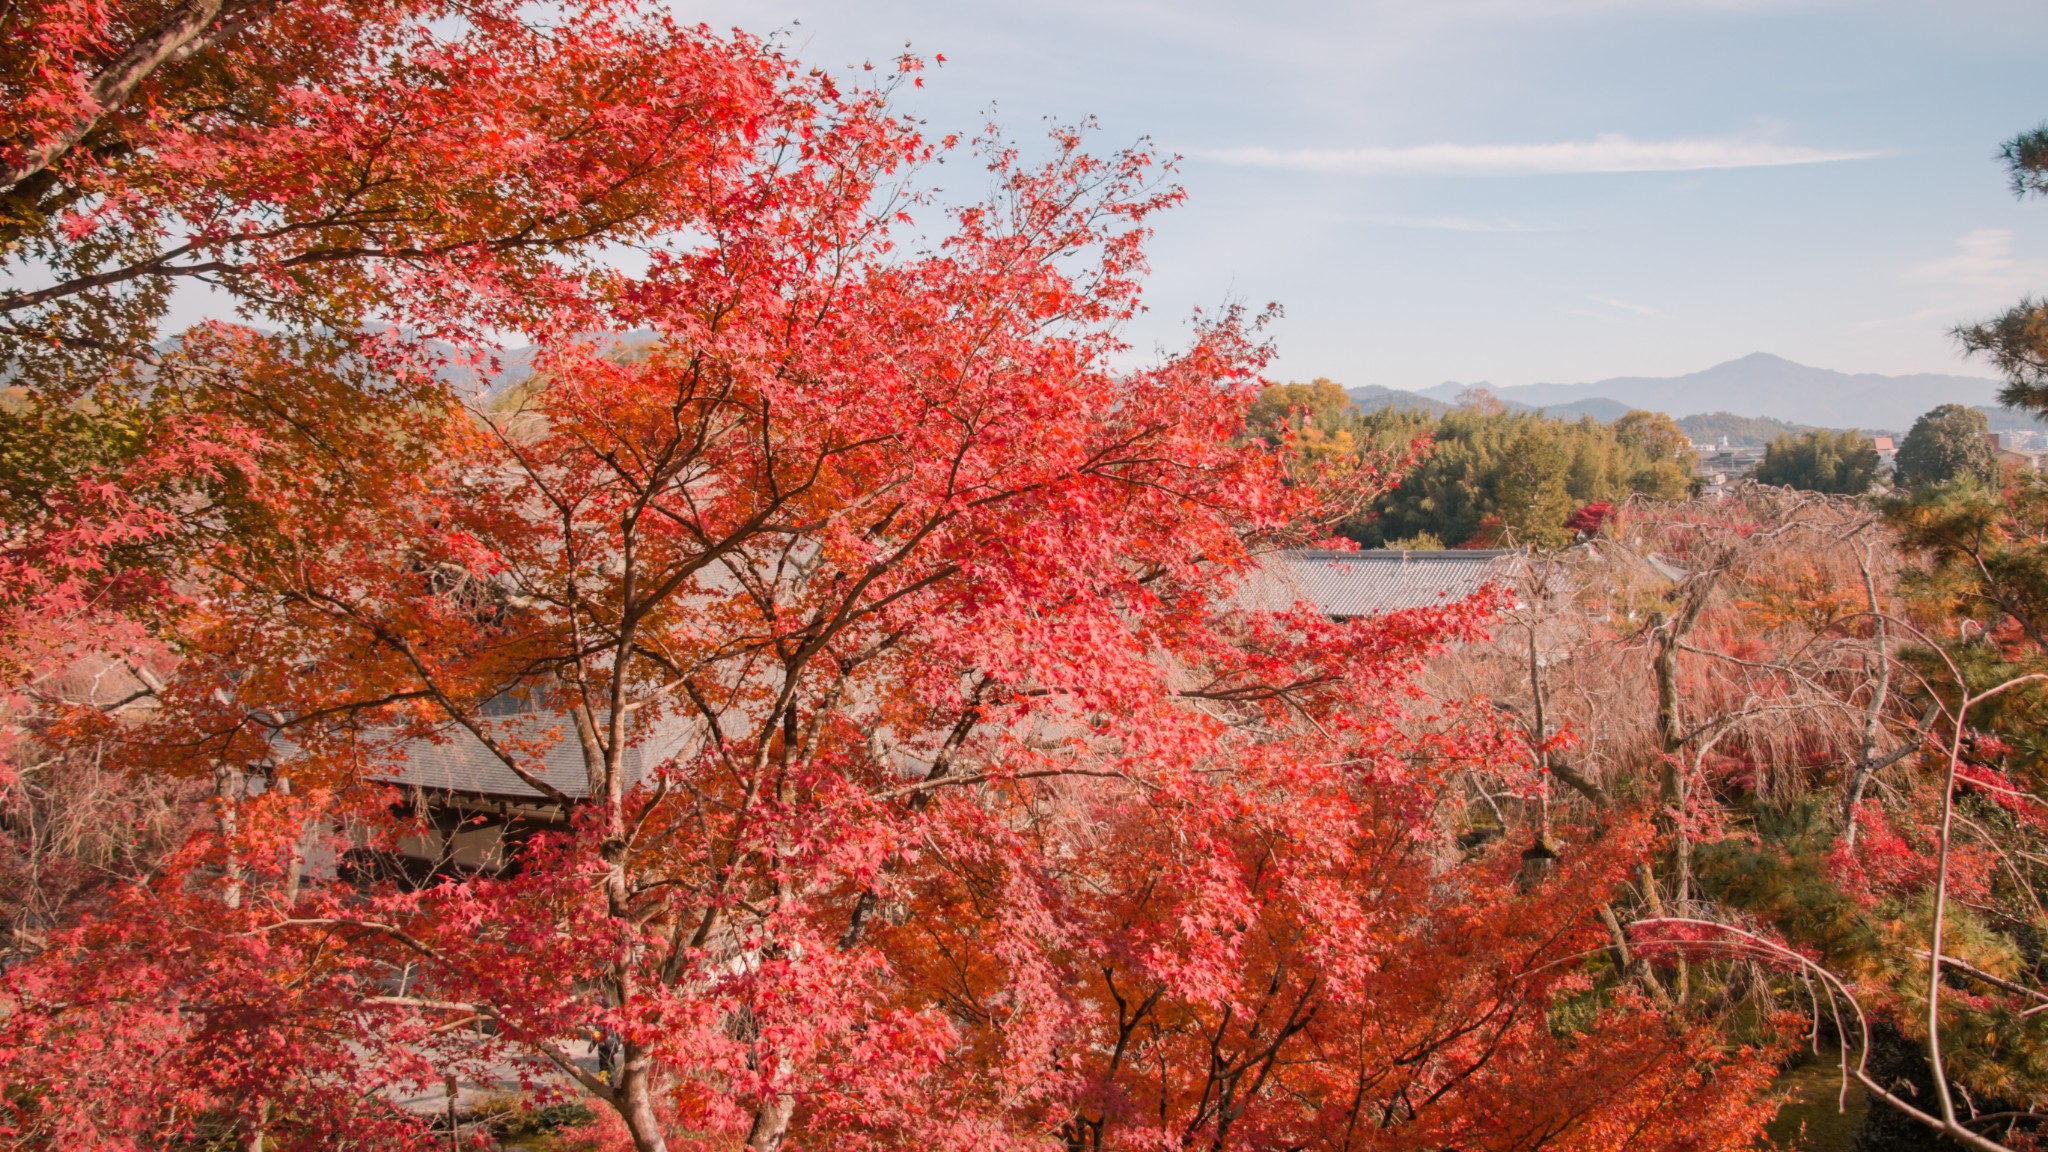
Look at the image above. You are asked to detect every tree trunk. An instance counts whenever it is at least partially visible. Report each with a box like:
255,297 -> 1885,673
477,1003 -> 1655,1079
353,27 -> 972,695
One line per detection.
569,703 -> 669,1152
745,1093 -> 795,1152
616,1054 -> 671,1152
244,1100 -> 268,1152
215,763 -> 244,909
1526,618 -> 1608,808
1845,549 -> 1892,847
1650,611 -> 1690,868
1649,614 -> 1690,1001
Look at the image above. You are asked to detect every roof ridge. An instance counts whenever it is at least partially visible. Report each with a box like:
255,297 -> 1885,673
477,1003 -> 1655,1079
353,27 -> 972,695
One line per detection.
1281,548 -> 1522,560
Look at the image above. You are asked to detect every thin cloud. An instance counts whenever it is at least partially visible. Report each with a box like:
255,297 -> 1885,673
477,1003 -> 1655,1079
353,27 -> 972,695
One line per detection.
1590,295 -> 1659,316
1907,228 -> 2042,291
1452,0 -> 1833,14
1187,134 -> 1879,176
1357,214 -> 1565,232
1864,228 -> 2048,329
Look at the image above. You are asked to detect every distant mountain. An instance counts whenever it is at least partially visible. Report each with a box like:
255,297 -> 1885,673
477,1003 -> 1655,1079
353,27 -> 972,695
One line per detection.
1411,382 -> 1495,405
463,331 -> 662,403
1345,385 -> 1449,416
1348,384 -> 1632,423
1978,405 -> 2048,433
1541,396 -> 1634,422
1415,353 -> 2001,433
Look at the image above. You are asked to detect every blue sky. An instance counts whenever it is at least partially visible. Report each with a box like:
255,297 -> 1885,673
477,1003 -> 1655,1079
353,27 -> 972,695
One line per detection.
690,0 -> 2048,392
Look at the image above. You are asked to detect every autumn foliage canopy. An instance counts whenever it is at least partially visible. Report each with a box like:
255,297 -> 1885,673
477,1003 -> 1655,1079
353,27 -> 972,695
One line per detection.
0,1 -> 1844,1149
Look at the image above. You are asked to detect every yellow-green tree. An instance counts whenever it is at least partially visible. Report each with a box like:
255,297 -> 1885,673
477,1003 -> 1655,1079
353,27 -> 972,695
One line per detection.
1754,428 -> 1879,494
1293,398 -> 1701,547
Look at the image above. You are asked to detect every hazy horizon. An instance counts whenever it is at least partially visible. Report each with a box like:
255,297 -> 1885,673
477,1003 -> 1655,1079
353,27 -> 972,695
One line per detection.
1351,349 -> 2002,394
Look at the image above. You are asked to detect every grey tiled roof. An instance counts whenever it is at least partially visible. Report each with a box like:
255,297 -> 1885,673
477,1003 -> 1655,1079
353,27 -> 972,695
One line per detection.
373,549 -> 1516,801
1240,549 -> 1523,619
372,712 -> 693,801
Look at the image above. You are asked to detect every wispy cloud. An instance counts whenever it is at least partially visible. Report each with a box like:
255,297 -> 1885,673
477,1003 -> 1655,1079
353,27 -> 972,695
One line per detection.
1864,229 -> 2048,329
1590,295 -> 1659,316
1445,0 -> 1832,15
1906,228 -> 2042,292
1186,134 -> 1879,176
1569,295 -> 1662,323
1354,214 -> 1564,232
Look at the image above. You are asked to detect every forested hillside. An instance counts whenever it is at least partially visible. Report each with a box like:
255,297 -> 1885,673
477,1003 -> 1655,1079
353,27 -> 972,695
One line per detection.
1678,411 -> 1812,446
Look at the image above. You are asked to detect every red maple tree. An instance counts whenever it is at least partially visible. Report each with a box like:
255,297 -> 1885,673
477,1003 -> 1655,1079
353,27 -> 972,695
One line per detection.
0,4 -> 1792,1149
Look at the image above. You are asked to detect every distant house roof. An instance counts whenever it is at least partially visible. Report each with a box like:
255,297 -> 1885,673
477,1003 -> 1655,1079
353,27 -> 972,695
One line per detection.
1643,552 -> 1690,583
1995,447 -> 2045,472
1240,549 -> 1523,620
375,549 -> 1523,801
372,711 -> 692,802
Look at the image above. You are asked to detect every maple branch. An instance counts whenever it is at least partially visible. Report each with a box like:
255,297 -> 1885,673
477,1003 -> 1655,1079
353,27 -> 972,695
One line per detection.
1,193 -> 653,316
1598,904 -> 1669,1006
866,766 -> 1156,803
1844,701 -> 1938,841
0,0 -> 232,193
365,995 -> 479,1013
262,921 -> 619,1102
251,917 -> 443,962
1177,675 -> 1334,704
839,678 -> 988,949
290,585 -> 574,807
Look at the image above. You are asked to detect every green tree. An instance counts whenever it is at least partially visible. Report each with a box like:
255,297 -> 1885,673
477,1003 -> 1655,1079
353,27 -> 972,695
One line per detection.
1349,403 -> 1699,548
1753,428 -> 1879,494
1843,123 -> 2048,1152
1955,124 -> 2048,412
1893,404 -> 1998,490
1880,474 -> 2048,1146
1494,422 -> 1575,547
1613,409 -> 1698,499
1248,389 -> 1709,548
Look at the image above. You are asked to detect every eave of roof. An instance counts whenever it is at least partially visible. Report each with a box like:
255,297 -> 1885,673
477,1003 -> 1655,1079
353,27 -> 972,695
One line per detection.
1239,548 -> 1525,619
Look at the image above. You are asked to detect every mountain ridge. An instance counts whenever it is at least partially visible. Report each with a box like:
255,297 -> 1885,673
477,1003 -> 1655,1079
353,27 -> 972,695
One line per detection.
1388,353 -> 2003,432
